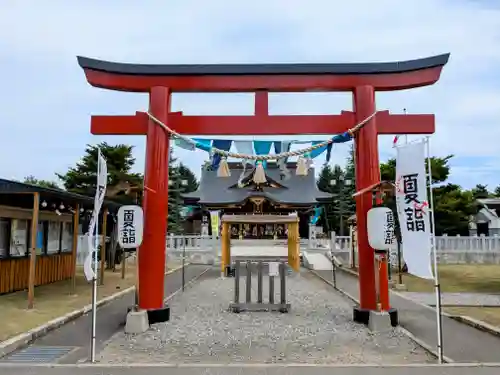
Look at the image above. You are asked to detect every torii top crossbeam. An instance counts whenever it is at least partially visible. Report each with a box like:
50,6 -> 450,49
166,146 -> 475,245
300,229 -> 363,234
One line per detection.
78,54 -> 449,92
78,54 -> 449,137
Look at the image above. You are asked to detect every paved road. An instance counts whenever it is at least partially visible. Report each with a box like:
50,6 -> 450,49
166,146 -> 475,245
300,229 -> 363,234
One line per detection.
0,364 -> 499,375
314,269 -> 500,363
4,265 -> 210,364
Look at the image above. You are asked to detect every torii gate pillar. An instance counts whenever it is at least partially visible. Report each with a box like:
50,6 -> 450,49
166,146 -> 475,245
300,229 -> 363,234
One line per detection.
78,54 -> 449,324
353,86 -> 380,312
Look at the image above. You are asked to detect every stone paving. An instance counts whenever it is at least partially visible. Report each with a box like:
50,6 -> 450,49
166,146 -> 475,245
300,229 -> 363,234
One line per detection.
399,292 -> 500,306
97,270 -> 433,364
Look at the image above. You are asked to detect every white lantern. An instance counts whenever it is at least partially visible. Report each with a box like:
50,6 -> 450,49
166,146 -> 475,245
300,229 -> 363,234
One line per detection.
367,207 -> 397,251
117,205 -> 144,249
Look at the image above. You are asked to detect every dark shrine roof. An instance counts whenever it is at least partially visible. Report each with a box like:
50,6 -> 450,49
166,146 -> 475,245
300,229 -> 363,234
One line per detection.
78,54 -> 450,77
182,162 -> 333,206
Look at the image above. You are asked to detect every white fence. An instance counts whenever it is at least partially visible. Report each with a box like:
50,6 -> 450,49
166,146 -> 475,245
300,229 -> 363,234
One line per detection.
75,234 -> 500,267
330,235 -> 500,266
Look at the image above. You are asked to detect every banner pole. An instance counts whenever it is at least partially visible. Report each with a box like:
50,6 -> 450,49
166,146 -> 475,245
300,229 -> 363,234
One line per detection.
90,149 -> 100,363
425,137 -> 444,363
403,108 -> 409,144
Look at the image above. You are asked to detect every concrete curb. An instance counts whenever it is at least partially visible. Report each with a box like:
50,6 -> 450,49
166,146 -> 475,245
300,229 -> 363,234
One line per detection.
449,315 -> 500,337
396,326 -> 454,364
2,362 -> 500,368
0,264 -> 188,358
308,269 -> 360,305
308,268 -> 453,363
162,267 -> 211,304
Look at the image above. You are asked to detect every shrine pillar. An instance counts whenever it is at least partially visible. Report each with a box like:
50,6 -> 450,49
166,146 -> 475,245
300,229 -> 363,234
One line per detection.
353,86 -> 379,314
138,86 -> 171,311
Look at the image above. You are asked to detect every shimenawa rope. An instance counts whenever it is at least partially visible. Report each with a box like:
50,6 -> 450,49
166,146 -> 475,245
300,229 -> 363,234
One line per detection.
146,111 -> 377,160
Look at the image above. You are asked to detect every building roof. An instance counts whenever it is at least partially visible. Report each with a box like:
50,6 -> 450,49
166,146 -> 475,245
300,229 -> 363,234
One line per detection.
182,162 -> 333,206
477,198 -> 500,207
0,178 -> 122,213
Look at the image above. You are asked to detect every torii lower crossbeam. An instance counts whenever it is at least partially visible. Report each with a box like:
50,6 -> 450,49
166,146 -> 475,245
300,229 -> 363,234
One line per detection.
91,111 -> 435,136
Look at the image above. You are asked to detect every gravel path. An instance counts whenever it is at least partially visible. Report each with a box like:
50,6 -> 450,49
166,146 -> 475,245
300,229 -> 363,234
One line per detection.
400,292 -> 500,306
98,271 -> 433,364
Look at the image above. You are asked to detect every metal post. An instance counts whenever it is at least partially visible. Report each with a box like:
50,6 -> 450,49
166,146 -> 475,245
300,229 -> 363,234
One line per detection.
332,259 -> 337,289
388,253 -> 392,281
246,260 -> 252,303
234,260 -> 240,304
257,261 -> 263,303
397,239 -> 403,285
279,262 -> 286,305
182,239 -> 186,291
269,273 -> 274,304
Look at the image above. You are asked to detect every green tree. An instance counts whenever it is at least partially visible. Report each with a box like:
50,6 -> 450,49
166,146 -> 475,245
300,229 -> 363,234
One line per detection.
57,142 -> 143,204
379,155 -> 474,235
342,144 -> 357,218
433,184 -> 475,235
23,175 -> 61,190
178,163 -> 199,193
316,146 -> 356,236
317,163 -> 339,233
471,184 -> 490,200
493,185 -> 500,198
380,155 -> 452,185
167,149 -> 199,233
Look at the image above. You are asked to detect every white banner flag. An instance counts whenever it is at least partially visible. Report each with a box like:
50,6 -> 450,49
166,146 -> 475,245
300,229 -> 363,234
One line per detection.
84,149 -> 108,281
395,141 -> 434,280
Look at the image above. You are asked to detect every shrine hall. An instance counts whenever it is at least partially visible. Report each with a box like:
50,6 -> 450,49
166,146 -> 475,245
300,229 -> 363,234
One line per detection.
182,161 -> 332,238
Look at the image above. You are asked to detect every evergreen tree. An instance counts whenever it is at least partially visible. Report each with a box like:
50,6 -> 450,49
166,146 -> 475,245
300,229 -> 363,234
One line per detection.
57,142 -> 143,204
342,144 -> 357,220
317,164 -> 339,233
167,148 -> 199,233
167,147 -> 182,233
494,185 -> 500,198
471,184 -> 490,200
316,154 -> 355,236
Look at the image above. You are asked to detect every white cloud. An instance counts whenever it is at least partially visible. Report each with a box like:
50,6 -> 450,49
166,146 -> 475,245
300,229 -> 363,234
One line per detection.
0,0 -> 499,189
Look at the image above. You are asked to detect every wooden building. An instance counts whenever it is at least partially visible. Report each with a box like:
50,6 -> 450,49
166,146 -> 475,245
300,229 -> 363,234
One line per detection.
182,162 -> 332,238
0,178 -> 121,308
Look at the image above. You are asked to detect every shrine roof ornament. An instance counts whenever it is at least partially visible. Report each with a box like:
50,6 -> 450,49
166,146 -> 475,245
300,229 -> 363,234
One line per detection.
77,54 -> 450,77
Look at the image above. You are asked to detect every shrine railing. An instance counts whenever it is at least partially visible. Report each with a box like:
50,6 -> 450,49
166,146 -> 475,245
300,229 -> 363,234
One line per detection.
344,235 -> 500,266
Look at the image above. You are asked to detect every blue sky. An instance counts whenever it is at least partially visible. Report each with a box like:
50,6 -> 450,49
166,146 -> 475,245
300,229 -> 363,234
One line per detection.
1,0 -> 499,190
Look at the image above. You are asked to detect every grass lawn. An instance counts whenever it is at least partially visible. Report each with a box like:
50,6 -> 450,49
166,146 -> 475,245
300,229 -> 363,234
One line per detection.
394,264 -> 500,328
396,264 -> 500,293
444,306 -> 500,328
0,259 -> 180,343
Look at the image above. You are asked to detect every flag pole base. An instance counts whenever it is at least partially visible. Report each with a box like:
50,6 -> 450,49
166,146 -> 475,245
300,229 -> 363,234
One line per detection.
353,307 -> 399,328
125,310 -> 149,334
126,305 -> 171,326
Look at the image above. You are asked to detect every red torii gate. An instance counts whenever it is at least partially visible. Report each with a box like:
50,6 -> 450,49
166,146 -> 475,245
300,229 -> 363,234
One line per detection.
78,54 -> 449,323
